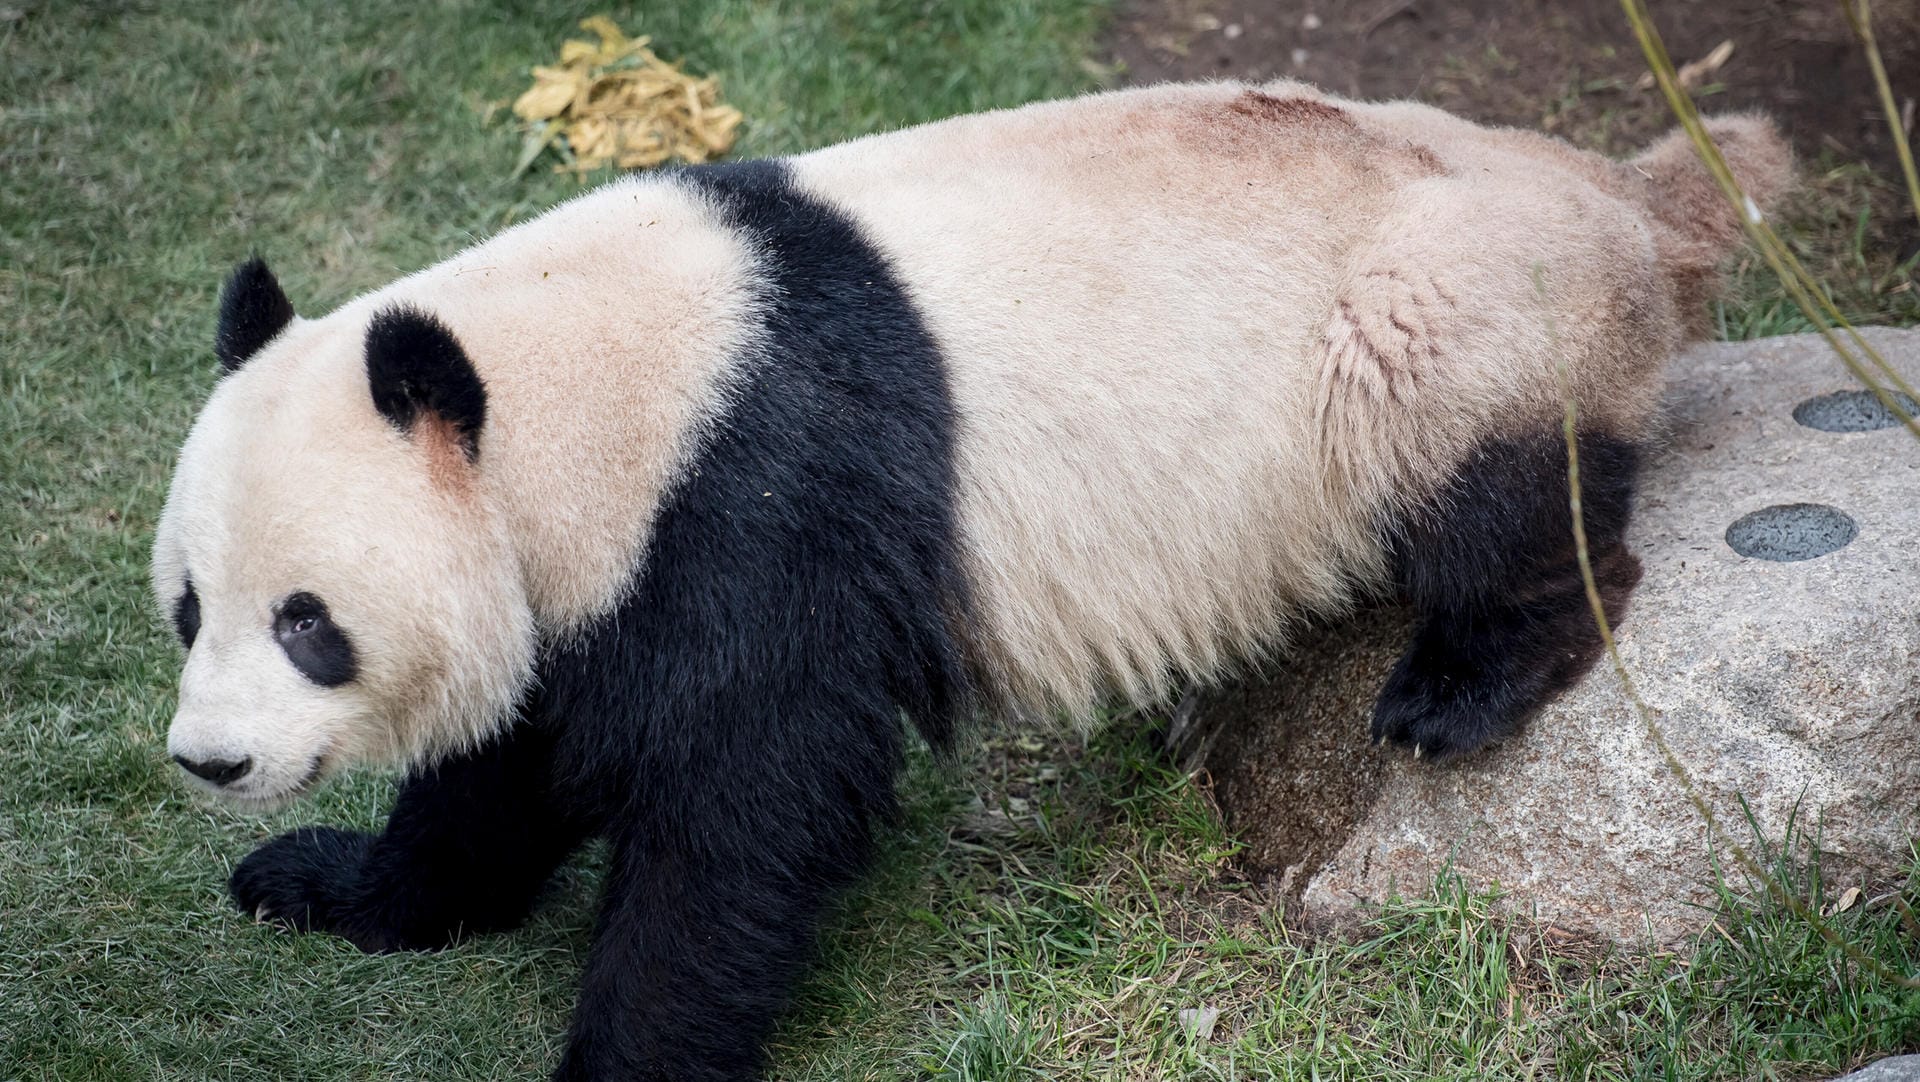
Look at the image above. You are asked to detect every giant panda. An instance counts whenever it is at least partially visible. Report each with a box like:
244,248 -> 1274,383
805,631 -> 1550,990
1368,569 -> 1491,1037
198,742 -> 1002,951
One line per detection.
151,80 -> 1790,1080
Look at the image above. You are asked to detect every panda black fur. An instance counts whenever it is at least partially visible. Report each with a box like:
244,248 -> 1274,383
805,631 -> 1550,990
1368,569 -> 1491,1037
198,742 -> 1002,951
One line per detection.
152,82 -> 1792,1081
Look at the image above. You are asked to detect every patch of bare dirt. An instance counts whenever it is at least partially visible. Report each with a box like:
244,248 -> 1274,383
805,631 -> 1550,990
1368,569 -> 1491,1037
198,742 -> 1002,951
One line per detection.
1108,0 -> 1920,195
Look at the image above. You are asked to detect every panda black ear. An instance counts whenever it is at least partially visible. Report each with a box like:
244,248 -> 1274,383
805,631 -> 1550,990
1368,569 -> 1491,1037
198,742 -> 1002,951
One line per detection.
215,257 -> 295,372
364,306 -> 488,463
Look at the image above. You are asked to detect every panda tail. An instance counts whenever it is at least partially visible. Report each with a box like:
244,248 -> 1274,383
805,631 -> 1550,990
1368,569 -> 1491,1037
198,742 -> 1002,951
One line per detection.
1620,114 -> 1795,278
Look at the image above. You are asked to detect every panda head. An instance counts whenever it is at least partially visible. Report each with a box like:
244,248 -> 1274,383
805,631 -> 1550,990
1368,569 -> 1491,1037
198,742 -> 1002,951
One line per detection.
151,259 -> 535,808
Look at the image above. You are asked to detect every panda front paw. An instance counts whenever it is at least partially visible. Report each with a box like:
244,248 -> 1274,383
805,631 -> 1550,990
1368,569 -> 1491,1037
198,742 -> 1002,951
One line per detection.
229,826 -> 395,951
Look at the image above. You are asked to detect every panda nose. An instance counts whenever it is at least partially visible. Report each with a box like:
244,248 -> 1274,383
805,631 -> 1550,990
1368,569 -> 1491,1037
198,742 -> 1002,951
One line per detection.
172,754 -> 253,786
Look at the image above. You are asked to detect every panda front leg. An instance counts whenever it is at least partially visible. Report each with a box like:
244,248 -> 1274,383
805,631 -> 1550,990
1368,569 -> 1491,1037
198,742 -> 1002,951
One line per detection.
553,827 -> 830,1082
546,694 -> 903,1082
1371,429 -> 1645,758
229,717 -> 591,952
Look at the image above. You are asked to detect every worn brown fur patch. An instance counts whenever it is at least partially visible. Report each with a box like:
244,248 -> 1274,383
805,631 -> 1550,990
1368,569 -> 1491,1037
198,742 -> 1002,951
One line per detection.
1402,140 -> 1446,176
1228,90 -> 1355,128
1228,91 -> 1445,178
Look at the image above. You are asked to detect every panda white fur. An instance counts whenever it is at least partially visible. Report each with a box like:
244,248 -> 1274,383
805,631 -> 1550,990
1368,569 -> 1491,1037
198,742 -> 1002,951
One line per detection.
151,81 -> 1790,1080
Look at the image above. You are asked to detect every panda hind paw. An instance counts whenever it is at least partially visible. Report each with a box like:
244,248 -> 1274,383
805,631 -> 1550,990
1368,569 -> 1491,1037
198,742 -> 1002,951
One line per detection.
1369,628 -> 1544,761
1369,669 -> 1523,761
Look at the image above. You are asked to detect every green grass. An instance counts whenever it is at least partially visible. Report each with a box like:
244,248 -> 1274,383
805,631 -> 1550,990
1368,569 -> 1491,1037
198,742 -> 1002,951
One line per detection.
787,729 -> 1920,1081
5,2 -> 1920,1079
777,729 -> 1920,1081
1716,157 -> 1920,340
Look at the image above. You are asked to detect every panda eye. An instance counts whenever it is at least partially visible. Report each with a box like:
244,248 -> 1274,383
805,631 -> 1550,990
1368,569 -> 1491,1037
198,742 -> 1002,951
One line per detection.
272,592 -> 358,688
173,579 -> 201,649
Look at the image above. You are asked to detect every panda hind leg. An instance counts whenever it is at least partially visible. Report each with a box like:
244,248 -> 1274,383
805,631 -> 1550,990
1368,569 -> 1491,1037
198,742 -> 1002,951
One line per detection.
1370,430 -> 1644,759
229,717 -> 591,952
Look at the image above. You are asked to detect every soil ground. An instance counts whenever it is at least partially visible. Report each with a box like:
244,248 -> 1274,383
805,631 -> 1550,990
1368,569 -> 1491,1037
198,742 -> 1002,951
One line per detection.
1109,0 -> 1920,295
1110,0 -> 1918,165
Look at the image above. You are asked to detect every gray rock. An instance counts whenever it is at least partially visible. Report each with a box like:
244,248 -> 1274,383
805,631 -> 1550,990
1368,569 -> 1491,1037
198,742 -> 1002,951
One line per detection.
1830,1056 -> 1920,1081
1178,328 -> 1920,944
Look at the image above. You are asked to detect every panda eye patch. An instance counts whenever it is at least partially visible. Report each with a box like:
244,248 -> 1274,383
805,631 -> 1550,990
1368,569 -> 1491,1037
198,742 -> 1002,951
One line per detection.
173,579 -> 201,649
272,592 -> 358,688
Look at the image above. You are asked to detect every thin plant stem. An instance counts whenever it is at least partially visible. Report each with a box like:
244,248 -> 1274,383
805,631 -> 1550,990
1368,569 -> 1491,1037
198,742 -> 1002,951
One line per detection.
1842,0 -> 1920,227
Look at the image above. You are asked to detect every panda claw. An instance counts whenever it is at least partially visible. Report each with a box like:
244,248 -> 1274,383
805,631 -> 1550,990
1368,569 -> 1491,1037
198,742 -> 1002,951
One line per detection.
230,825 -> 377,939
